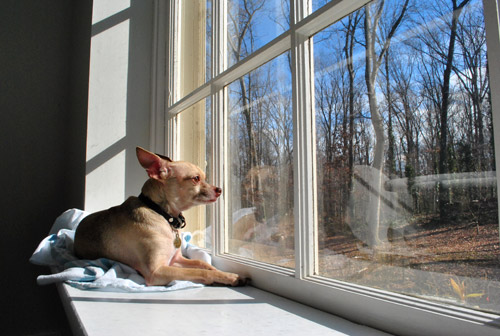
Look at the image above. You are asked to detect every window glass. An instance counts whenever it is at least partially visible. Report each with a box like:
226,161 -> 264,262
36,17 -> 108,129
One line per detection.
311,0 -> 331,13
206,0 -> 213,82
227,0 -> 289,68
227,51 -> 294,268
314,0 -> 499,313
178,97 -> 213,249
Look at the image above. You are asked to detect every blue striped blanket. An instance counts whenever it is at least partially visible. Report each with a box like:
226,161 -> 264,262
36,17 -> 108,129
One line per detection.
30,209 -> 209,292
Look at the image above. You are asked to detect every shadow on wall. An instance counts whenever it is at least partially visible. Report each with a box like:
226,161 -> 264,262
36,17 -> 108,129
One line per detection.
0,1 -> 92,335
85,0 -> 153,213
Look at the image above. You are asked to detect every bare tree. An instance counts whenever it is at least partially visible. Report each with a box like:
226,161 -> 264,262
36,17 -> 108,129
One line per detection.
438,0 -> 471,181
228,0 -> 266,171
363,0 -> 409,247
383,50 -> 397,178
454,3 -> 490,171
363,0 -> 409,170
344,12 -> 362,189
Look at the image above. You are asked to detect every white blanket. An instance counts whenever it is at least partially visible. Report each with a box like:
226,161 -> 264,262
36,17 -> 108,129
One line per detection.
30,208 -> 210,292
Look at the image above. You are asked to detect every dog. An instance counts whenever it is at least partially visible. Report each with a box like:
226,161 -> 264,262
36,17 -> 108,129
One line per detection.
74,147 -> 245,286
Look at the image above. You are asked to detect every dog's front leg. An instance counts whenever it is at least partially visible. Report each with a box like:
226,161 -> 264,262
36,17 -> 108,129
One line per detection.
171,248 -> 216,270
145,265 -> 242,286
174,257 -> 217,270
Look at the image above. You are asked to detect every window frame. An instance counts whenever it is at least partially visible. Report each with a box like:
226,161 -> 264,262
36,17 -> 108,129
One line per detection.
152,0 -> 500,334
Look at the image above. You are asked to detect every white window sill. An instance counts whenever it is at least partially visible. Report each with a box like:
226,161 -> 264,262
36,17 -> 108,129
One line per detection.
56,283 -> 392,336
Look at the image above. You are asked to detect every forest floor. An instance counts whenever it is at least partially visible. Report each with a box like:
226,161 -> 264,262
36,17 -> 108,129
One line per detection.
232,205 -> 500,312
319,214 -> 500,312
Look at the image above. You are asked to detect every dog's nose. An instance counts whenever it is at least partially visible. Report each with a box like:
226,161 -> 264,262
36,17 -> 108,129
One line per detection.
215,187 -> 222,196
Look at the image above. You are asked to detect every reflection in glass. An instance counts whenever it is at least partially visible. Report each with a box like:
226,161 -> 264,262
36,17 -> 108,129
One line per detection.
178,97 -> 213,249
227,52 -> 294,268
177,1 -> 208,101
314,0 -> 499,314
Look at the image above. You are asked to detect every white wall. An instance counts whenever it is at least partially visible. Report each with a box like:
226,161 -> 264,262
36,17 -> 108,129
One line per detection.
85,0 -> 154,212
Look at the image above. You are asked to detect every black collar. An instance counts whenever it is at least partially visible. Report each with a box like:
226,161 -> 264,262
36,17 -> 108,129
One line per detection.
138,193 -> 186,229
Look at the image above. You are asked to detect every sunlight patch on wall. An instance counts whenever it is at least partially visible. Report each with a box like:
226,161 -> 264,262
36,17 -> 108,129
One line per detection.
92,0 -> 130,25
85,0 -> 131,211
87,18 -> 129,161
85,149 -> 126,212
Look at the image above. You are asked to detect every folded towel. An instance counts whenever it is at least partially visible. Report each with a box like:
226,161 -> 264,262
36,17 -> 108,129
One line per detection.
30,208 -> 211,292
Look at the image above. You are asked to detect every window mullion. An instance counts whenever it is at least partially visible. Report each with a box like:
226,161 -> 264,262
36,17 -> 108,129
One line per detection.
151,0 -> 168,154
213,0 -> 228,256
291,0 -> 316,279
484,0 -> 500,243
165,0 -> 179,158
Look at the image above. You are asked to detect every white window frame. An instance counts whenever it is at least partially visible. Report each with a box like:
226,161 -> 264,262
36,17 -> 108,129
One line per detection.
151,0 -> 500,335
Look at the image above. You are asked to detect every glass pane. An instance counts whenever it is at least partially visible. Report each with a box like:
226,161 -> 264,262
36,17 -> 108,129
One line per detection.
177,1 -> 209,102
178,97 -> 213,249
312,0 -> 331,13
227,0 -> 289,68
206,0 -> 213,82
314,0 -> 500,314
227,52 -> 294,268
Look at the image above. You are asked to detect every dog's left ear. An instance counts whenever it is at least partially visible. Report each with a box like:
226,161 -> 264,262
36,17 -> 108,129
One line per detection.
136,147 -> 171,180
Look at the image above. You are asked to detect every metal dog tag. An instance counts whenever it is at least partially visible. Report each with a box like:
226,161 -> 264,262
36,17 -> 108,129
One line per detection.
174,231 -> 182,249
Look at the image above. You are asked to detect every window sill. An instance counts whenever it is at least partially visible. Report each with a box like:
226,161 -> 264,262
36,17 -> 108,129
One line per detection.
56,282 -> 391,336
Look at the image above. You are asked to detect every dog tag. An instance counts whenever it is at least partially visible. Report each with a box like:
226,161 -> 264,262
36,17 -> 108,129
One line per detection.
174,231 -> 182,249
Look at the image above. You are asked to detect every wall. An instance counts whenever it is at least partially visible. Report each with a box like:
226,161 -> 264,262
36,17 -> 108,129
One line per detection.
0,1 -> 92,335
85,0 -> 153,212
0,0 -> 154,334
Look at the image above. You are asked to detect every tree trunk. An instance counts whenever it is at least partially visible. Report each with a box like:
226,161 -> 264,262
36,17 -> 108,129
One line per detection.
438,0 -> 470,219
385,51 -> 396,177
363,0 -> 409,247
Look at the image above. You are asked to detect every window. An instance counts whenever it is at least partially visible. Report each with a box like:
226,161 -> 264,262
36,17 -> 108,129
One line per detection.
157,0 -> 500,334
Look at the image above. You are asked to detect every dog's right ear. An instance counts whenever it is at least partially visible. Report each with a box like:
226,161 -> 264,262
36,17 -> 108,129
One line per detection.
155,153 -> 173,162
136,147 -> 171,180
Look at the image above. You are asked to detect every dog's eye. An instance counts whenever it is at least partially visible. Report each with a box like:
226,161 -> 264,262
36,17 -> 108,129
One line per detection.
192,176 -> 201,183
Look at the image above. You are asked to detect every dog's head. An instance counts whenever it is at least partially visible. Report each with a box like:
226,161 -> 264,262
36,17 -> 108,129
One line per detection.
136,147 -> 221,212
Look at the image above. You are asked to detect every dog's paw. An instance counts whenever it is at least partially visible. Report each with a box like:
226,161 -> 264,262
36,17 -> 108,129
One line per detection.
232,276 -> 250,287
228,274 -> 250,287
219,272 -> 243,286
212,271 -> 250,286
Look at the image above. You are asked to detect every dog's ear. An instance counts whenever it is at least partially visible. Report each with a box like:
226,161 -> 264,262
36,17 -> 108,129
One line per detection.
155,153 -> 173,162
136,147 -> 171,180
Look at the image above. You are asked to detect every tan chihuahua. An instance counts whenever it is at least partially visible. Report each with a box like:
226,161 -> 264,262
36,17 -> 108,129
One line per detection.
74,147 -> 244,286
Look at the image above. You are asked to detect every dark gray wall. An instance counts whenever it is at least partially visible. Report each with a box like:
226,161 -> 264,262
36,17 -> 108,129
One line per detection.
0,1 -> 93,335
